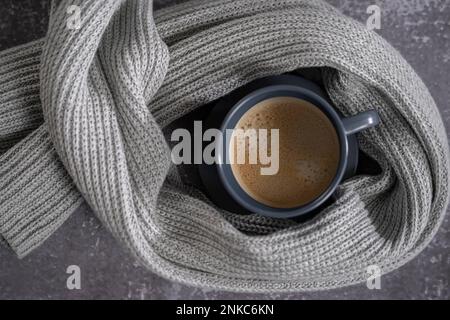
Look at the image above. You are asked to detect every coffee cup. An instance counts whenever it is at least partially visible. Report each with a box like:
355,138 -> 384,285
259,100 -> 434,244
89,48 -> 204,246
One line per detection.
199,74 -> 380,219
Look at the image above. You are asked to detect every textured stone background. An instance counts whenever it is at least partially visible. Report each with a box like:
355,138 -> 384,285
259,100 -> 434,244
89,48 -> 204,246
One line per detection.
0,0 -> 449,300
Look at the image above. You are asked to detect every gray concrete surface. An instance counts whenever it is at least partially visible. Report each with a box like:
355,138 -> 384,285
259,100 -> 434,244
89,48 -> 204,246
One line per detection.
0,0 -> 449,300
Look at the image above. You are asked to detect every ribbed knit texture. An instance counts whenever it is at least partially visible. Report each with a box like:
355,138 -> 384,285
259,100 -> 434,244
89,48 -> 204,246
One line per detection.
0,0 -> 449,292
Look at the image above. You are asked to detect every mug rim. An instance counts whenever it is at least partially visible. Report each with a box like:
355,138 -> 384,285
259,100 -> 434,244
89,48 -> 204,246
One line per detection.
216,84 -> 349,219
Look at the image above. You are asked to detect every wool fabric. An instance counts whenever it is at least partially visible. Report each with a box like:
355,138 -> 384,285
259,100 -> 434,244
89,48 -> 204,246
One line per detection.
0,0 -> 448,292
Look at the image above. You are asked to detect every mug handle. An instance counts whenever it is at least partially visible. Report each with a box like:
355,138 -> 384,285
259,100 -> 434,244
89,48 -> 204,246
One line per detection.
342,110 -> 380,135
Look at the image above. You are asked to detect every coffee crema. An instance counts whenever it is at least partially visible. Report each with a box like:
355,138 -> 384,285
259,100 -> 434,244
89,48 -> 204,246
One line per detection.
230,97 -> 340,208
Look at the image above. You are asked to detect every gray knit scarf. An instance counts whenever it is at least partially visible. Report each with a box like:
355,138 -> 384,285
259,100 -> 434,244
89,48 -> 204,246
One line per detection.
0,0 -> 449,292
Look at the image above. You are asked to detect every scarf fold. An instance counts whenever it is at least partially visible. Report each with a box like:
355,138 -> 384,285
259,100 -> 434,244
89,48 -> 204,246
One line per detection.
0,0 -> 448,292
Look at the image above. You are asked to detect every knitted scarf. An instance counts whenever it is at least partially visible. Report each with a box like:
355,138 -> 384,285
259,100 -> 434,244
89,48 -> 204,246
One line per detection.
0,0 -> 448,292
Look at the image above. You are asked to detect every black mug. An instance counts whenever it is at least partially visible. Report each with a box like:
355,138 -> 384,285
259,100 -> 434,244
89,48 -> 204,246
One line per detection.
199,75 -> 380,219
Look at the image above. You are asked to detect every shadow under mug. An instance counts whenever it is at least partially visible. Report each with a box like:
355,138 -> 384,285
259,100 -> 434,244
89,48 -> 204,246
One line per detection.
199,75 -> 380,219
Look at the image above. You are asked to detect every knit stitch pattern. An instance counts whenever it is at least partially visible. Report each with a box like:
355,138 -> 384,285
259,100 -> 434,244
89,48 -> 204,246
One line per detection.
0,0 -> 448,292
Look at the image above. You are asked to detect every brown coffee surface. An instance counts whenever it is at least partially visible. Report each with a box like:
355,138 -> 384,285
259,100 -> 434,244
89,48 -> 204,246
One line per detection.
230,97 -> 340,208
